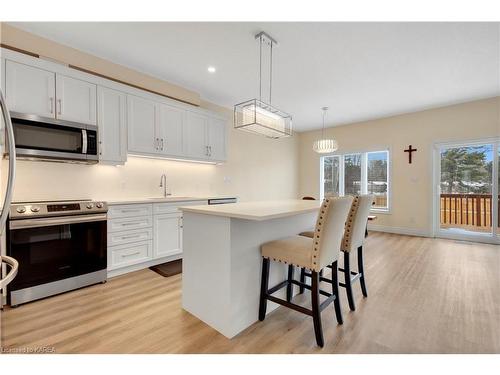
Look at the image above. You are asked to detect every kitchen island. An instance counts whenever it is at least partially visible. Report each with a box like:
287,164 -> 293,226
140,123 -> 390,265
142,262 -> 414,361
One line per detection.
180,200 -> 321,338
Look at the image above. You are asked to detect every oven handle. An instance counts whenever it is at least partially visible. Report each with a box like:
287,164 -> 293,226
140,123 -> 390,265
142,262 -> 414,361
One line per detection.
9,213 -> 107,230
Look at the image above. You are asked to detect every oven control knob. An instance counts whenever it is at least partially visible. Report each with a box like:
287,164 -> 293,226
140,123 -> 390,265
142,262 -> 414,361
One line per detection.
96,202 -> 104,209
86,203 -> 94,209
30,206 -> 40,213
16,206 -> 27,213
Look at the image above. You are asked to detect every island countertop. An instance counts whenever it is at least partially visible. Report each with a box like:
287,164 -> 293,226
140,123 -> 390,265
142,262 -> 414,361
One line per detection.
180,199 -> 321,221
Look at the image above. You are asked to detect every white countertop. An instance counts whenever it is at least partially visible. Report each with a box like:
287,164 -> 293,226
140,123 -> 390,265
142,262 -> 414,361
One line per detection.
180,199 -> 321,221
102,195 -> 237,205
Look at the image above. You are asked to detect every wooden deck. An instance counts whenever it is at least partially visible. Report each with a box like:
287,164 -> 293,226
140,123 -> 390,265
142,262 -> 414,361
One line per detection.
440,193 -> 498,232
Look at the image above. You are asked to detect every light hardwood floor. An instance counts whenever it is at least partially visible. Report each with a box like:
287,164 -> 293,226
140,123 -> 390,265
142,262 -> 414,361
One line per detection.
1,232 -> 499,353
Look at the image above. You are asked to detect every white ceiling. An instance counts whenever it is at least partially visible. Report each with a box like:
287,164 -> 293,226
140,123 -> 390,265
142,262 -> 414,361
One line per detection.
9,22 -> 500,132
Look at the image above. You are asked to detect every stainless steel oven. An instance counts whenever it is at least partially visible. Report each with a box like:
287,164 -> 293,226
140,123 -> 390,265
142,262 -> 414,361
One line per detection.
10,112 -> 98,163
6,200 -> 108,306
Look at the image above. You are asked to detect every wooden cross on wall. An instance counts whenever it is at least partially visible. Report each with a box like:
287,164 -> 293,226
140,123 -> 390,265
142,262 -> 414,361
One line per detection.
404,145 -> 417,164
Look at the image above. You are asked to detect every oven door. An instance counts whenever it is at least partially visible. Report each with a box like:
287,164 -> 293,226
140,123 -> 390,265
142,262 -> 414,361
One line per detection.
7,214 -> 107,292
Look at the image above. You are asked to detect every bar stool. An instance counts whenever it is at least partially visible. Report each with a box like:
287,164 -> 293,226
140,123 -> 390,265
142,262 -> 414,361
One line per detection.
299,195 -> 374,311
258,196 -> 353,347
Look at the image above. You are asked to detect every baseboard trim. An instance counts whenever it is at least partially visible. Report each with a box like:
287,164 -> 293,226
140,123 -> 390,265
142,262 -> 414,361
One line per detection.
367,223 -> 431,238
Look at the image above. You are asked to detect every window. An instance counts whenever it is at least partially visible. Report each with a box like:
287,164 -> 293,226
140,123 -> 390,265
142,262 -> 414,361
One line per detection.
321,150 -> 390,211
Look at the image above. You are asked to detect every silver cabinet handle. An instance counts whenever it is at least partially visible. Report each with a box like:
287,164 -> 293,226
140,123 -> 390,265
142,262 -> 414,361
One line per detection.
57,99 -> 62,115
121,234 -> 142,240
161,138 -> 164,151
205,145 -> 209,156
209,146 -> 212,157
99,140 -> 103,156
155,138 -> 159,151
122,251 -> 140,258
120,221 -> 146,226
49,97 -> 54,114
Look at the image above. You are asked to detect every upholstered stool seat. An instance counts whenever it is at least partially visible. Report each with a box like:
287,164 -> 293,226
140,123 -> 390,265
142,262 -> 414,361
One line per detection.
258,196 -> 353,348
299,195 -> 375,311
261,235 -> 315,269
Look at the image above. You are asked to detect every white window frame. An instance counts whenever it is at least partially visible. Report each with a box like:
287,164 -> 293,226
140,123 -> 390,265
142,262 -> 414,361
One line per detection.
320,148 -> 391,213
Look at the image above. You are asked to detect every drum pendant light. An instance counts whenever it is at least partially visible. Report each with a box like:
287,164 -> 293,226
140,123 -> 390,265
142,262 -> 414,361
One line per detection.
313,107 -> 338,153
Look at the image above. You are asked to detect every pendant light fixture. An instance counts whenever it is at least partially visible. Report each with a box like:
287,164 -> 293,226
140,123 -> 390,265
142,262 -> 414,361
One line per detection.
313,107 -> 338,154
234,31 -> 292,139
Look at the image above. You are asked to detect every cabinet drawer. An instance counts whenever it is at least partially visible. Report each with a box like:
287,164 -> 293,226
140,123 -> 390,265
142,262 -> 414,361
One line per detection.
108,216 -> 153,232
108,228 -> 152,246
108,240 -> 152,270
153,200 -> 207,215
108,204 -> 152,219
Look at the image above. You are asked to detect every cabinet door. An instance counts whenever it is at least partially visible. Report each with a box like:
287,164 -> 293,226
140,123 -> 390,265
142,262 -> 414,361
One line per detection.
5,60 -> 56,118
158,104 -> 184,156
56,74 -> 96,125
97,86 -> 127,164
208,117 -> 226,161
127,95 -> 158,154
153,213 -> 182,259
185,111 -> 208,159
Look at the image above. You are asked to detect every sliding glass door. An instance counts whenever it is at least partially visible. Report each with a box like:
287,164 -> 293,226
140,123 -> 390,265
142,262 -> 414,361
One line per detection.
435,139 -> 499,242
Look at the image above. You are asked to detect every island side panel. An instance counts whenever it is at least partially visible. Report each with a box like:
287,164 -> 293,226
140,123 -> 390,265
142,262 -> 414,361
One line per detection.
182,212 -> 232,336
228,212 -> 317,338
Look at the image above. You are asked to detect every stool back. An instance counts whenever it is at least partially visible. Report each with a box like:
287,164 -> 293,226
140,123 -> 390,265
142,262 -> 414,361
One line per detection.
342,195 -> 375,252
312,196 -> 353,271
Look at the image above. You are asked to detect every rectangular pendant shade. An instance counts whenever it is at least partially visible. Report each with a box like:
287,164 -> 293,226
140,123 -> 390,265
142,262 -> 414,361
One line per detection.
234,99 -> 292,139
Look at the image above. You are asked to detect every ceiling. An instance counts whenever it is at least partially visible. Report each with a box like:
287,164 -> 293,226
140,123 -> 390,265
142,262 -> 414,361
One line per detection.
9,22 -> 500,132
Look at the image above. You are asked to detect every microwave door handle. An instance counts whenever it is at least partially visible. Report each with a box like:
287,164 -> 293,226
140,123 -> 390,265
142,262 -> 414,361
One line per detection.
0,89 -> 16,237
82,129 -> 88,154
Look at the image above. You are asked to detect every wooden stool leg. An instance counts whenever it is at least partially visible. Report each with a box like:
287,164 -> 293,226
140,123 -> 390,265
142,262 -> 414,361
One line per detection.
344,251 -> 356,311
358,246 -> 368,297
299,268 -> 306,294
286,265 -> 294,302
331,261 -> 343,325
311,271 -> 324,347
259,258 -> 270,321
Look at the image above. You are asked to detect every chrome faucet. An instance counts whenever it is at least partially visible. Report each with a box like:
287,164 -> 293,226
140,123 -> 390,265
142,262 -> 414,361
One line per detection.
159,173 -> 171,198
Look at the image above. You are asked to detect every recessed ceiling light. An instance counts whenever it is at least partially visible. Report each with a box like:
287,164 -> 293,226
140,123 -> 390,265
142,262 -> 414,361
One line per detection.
207,66 -> 216,73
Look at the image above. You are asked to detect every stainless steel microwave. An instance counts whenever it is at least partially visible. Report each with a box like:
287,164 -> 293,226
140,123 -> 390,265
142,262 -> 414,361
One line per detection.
9,112 -> 98,163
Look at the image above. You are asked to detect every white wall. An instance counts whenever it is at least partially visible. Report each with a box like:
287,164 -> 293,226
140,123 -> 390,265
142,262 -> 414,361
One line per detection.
299,97 -> 500,236
4,108 -> 299,202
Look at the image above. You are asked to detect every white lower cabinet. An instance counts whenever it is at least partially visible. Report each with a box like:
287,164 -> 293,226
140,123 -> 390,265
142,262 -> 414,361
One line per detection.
153,213 -> 182,258
108,228 -> 153,247
107,200 -> 207,275
108,241 -> 153,270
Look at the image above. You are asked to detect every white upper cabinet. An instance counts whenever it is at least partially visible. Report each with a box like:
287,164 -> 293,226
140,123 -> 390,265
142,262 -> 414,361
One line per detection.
127,94 -> 159,154
185,111 -> 209,159
2,49 -> 227,164
5,60 -> 56,118
158,104 -> 185,156
55,74 -> 97,125
208,117 -> 227,161
97,86 -> 127,164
